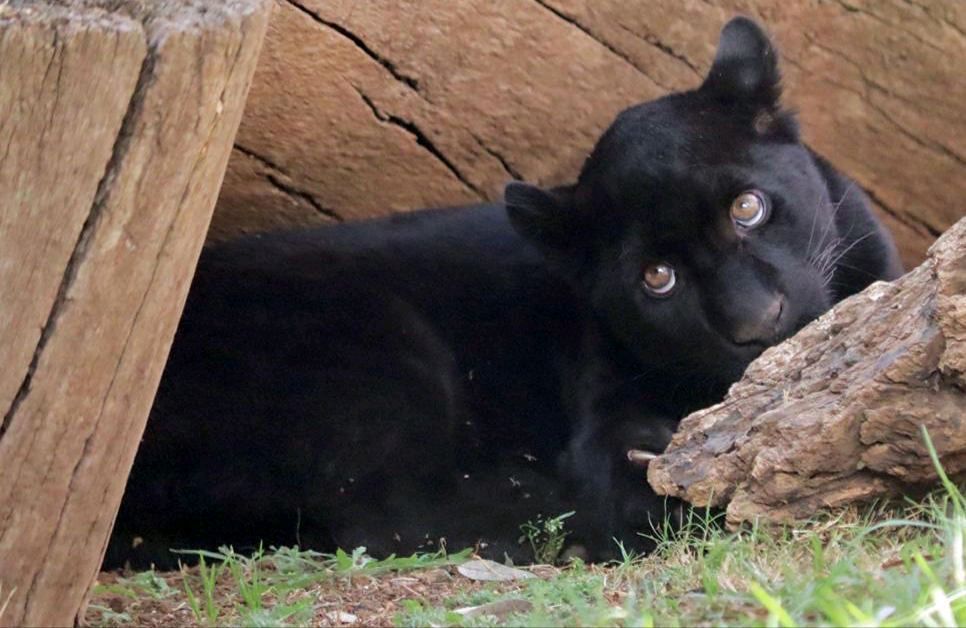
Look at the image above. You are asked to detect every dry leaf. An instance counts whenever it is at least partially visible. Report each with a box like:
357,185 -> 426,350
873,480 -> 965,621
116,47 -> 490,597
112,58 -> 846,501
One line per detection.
456,559 -> 535,581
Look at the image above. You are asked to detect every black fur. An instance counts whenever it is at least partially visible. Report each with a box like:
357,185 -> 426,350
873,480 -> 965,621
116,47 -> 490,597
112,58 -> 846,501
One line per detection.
106,17 -> 902,569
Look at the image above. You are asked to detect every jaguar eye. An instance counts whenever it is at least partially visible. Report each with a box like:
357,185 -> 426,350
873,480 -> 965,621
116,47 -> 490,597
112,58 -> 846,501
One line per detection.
730,190 -> 769,229
642,263 -> 676,297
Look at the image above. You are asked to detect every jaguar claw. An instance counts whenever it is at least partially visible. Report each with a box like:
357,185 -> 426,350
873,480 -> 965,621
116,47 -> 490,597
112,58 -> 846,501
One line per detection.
626,449 -> 658,466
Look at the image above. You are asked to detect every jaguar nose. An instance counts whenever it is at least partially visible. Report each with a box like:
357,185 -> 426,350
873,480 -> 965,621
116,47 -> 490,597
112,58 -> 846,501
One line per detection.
731,295 -> 785,345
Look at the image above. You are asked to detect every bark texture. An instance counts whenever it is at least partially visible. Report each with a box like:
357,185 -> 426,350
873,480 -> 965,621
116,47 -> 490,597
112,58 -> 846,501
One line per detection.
0,1 -> 271,625
211,0 -> 966,268
648,217 -> 966,527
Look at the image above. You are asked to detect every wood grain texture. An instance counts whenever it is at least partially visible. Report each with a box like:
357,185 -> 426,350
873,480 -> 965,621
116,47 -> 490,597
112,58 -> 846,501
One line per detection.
211,0 -> 966,267
648,216 -> 966,527
0,1 -> 271,625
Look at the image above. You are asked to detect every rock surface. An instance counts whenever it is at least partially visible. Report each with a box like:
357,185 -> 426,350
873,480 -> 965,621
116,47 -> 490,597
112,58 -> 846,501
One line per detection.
648,217 -> 966,526
210,0 -> 965,267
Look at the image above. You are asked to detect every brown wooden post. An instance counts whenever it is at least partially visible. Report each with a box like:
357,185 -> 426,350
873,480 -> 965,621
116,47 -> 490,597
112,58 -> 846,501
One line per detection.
0,1 -> 272,625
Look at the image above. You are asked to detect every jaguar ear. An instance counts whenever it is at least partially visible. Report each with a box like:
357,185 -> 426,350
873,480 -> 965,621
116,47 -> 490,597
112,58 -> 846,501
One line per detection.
700,16 -> 781,107
504,182 -> 579,254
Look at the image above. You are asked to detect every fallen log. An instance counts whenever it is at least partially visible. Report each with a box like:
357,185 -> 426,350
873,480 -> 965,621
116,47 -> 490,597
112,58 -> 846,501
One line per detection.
0,1 -> 271,625
210,1 -> 964,268
648,217 -> 966,527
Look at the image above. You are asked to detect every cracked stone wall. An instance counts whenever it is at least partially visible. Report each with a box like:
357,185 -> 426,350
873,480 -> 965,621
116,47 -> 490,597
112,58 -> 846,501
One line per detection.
211,0 -> 966,268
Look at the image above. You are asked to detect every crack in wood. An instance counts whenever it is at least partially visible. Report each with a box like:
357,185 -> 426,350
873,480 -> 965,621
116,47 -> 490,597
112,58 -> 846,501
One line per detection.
470,132 -> 523,181
616,22 -> 701,77
37,27 -> 65,154
233,141 -> 285,171
0,34 -> 156,447
234,144 -> 345,221
284,0 -> 424,96
267,173 -> 342,221
864,186 -> 941,238
350,85 -> 485,198
530,0 -> 667,92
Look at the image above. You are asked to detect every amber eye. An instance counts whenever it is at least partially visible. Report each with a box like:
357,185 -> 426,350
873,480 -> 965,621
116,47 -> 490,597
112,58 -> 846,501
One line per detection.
642,263 -> 676,297
730,190 -> 769,229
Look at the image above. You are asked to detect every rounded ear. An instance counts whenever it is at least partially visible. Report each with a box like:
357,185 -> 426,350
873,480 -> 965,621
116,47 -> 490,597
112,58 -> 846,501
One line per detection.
504,182 -> 578,253
700,16 -> 781,107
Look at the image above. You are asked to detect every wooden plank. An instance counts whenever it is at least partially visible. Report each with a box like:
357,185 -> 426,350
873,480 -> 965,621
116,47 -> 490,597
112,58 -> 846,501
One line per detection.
0,3 -> 145,423
0,2 -> 272,625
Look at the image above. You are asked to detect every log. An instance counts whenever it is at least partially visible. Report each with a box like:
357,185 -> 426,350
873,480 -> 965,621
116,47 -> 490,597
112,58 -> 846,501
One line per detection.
648,217 -> 966,528
209,0 -> 965,268
0,1 -> 271,625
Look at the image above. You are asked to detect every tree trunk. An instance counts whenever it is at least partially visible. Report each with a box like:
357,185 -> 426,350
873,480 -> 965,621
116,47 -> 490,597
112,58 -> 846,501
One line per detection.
0,1 -> 271,625
648,217 -> 966,528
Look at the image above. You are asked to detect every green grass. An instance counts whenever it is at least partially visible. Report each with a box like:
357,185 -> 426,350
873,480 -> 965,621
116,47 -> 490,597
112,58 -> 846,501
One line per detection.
89,545 -> 473,626
88,490 -> 966,627
393,490 -> 966,627
174,545 -> 472,626
396,430 -> 966,626
88,430 -> 966,627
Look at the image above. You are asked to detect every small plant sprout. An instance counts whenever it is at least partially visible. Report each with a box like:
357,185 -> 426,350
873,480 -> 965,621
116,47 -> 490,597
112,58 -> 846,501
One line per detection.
519,511 -> 575,564
179,554 -> 225,626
